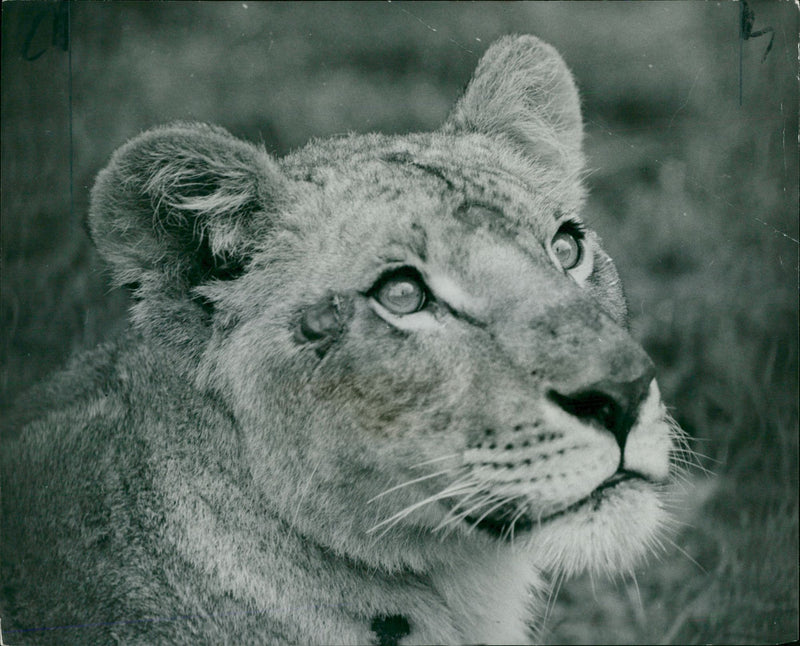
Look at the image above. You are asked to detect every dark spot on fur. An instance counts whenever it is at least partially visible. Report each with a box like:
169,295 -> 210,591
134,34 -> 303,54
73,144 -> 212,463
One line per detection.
371,614 -> 411,646
536,432 -> 561,442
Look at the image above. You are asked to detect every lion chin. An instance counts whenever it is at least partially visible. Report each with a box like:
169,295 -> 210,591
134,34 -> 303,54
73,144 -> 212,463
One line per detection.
434,452 -> 671,578
527,480 -> 670,577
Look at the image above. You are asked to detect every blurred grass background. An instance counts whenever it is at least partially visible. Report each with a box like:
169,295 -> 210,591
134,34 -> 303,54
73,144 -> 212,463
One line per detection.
1,1 -> 797,643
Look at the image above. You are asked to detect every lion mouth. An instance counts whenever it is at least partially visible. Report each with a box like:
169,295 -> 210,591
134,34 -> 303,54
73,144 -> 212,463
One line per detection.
464,500 -> 534,536
466,471 -> 644,538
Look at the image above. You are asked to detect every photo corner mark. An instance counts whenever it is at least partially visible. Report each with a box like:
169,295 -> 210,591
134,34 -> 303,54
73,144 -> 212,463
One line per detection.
738,0 -> 775,106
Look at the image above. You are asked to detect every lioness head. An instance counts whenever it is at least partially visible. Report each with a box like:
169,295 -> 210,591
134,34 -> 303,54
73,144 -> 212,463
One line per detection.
90,36 -> 680,581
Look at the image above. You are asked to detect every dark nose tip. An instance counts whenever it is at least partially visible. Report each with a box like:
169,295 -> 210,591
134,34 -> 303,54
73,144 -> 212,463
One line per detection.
548,365 -> 655,449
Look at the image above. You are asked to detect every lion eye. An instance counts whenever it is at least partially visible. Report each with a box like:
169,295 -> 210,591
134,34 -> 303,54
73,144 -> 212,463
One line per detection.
552,228 -> 582,271
371,269 -> 428,315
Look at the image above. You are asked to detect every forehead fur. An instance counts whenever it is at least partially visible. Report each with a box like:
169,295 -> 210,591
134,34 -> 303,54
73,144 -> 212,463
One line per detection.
280,130 -> 586,245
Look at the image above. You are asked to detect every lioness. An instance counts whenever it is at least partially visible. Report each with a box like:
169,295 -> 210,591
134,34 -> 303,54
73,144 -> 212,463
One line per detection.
1,35 -> 681,645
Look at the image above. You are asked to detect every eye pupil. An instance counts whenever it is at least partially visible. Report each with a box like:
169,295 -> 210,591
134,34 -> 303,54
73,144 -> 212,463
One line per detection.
552,231 -> 581,270
375,275 -> 426,314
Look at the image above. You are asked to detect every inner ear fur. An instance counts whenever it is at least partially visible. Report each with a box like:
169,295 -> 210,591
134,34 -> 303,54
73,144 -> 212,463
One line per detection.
444,35 -> 584,174
89,122 -> 287,295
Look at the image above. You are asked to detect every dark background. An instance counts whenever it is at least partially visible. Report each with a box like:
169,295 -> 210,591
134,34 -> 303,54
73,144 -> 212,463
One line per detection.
1,2 -> 797,643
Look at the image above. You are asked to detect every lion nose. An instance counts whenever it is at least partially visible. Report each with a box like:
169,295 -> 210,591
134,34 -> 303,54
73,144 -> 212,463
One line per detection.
547,365 -> 655,449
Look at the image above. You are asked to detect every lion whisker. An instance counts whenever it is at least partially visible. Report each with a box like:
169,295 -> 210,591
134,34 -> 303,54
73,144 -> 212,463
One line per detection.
661,534 -> 707,574
408,454 -> 459,469
366,481 -> 476,538
367,467 -> 456,503
670,455 -> 713,478
542,567 -> 566,631
433,487 -> 487,533
465,494 -> 517,535
501,503 -> 531,544
670,436 -> 710,460
435,491 -> 501,539
668,468 -> 694,488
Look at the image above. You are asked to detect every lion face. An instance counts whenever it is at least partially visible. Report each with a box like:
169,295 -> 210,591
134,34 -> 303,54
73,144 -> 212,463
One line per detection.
89,36 -> 679,579
193,131 -> 677,579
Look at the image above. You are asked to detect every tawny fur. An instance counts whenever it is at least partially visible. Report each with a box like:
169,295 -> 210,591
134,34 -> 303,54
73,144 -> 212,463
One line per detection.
1,36 -> 680,645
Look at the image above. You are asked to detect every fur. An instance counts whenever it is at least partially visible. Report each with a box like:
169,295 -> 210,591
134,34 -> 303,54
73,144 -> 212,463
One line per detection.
1,35 -> 681,645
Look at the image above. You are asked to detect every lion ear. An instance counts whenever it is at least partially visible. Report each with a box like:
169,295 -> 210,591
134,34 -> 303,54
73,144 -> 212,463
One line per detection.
89,123 -> 287,295
444,35 -> 584,174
